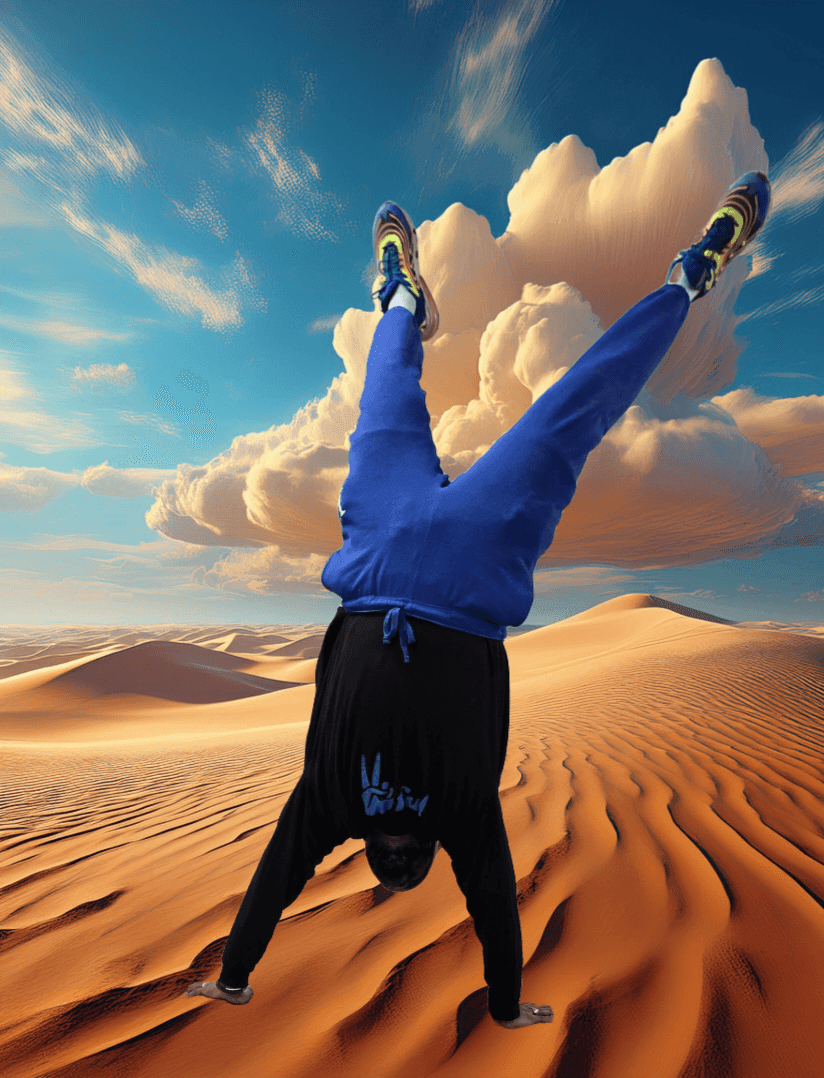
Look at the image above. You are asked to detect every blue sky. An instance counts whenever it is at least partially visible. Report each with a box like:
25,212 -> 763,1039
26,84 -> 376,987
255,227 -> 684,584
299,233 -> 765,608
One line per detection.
0,0 -> 822,628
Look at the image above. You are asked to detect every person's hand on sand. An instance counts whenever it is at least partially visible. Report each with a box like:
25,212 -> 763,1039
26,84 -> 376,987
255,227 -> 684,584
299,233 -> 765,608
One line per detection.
494,1001 -> 554,1028
186,980 -> 254,1005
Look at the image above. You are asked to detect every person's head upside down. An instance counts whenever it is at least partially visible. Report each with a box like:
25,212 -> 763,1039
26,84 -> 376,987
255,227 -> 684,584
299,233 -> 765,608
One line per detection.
364,831 -> 441,891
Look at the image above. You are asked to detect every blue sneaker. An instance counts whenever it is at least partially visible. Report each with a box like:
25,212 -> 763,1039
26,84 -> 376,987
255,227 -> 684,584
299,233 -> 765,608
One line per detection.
666,172 -> 771,300
372,201 -> 439,340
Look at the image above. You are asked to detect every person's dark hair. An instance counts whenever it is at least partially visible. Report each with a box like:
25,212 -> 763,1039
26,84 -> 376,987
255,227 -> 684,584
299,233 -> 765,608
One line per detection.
364,831 -> 440,892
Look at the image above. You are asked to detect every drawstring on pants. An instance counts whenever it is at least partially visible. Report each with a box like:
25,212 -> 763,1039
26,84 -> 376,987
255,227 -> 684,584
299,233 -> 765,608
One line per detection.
382,606 -> 415,663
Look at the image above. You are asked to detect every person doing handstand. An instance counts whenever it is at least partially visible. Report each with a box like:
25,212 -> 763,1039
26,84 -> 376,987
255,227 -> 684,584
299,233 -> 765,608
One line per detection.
187,171 -> 771,1027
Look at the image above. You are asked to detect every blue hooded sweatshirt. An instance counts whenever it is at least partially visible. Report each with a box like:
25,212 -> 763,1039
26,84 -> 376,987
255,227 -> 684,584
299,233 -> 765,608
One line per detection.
321,286 -> 689,661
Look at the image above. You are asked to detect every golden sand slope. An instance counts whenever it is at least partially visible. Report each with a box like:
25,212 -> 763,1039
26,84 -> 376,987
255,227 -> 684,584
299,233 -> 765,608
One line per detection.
0,624 -> 325,742
1,598 -> 823,1078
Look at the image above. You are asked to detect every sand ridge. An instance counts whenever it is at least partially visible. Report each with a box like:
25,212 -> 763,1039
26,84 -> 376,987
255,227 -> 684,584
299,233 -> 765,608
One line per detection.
1,597 -> 823,1077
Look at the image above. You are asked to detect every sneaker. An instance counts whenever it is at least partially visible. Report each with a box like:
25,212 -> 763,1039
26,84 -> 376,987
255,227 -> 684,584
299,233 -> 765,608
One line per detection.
372,201 -> 439,340
666,171 -> 771,300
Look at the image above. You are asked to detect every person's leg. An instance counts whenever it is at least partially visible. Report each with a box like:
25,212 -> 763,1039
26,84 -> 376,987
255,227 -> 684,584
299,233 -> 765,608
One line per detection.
338,201 -> 447,519
341,304 -> 449,514
443,282 -> 690,546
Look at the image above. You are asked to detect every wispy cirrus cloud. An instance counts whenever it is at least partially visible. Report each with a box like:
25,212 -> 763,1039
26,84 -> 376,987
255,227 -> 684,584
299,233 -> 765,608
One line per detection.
0,534 -> 219,618
0,169 -> 48,227
0,22 -> 267,334
448,0 -> 558,153
0,355 -> 105,454
742,283 -> 824,321
0,310 -> 131,346
308,314 -> 343,334
38,322 -> 131,346
118,412 -> 178,436
70,362 -> 136,390
0,533 -> 184,554
244,78 -> 353,243
406,0 -> 562,199
532,565 -> 637,595
746,118 -> 824,281
58,196 -> 267,334
0,352 -> 174,456
78,461 -> 178,499
768,120 -> 824,225
170,178 -> 229,241
0,23 -> 143,184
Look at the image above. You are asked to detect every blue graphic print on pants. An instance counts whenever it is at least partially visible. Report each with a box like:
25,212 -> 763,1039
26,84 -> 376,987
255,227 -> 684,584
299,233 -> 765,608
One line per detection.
361,751 -> 430,817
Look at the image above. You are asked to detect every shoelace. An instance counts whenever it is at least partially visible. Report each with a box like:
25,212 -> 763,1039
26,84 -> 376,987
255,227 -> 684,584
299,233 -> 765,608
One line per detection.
700,213 -> 736,256
681,213 -> 736,288
383,243 -> 401,279
372,241 -> 404,302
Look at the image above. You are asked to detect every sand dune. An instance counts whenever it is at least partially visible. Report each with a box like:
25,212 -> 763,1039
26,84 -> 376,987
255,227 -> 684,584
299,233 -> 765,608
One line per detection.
5,640 -> 302,702
1,597 -> 823,1077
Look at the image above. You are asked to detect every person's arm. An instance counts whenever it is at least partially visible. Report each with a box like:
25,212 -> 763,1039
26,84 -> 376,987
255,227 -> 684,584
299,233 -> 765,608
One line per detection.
439,798 -> 523,1023
219,775 -> 346,986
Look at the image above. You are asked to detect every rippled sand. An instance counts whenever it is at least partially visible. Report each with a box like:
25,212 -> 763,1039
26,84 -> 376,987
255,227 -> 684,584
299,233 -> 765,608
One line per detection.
1,596 -> 823,1078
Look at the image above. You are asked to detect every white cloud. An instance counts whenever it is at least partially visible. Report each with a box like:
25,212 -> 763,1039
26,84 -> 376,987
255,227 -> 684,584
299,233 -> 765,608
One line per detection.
71,362 -> 136,390
79,461 -> 178,499
207,138 -> 234,171
0,357 -> 105,453
0,168 -> 48,227
532,565 -> 637,594
192,545 -> 330,593
0,353 -> 154,455
38,322 -> 131,346
144,432 -> 351,553
0,572 -> 128,603
0,536 -> 209,577
740,284 -> 824,321
711,386 -> 824,478
0,463 -> 80,511
0,537 -> 218,620
308,314 -> 343,333
448,0 -> 557,151
170,178 -> 229,241
767,120 -> 824,226
244,79 -> 353,242
118,412 -> 179,437
0,456 -> 180,512
0,411 -> 103,455
0,24 -> 266,335
405,0 -> 561,184
0,24 -> 143,184
0,533 -> 173,553
745,119 -> 824,280
1,358 -> 30,405
58,197 -> 267,334
745,246 -> 778,281
0,311 -> 131,346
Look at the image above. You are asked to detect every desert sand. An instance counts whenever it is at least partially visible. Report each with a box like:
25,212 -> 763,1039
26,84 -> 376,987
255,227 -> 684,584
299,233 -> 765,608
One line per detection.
1,595 -> 823,1078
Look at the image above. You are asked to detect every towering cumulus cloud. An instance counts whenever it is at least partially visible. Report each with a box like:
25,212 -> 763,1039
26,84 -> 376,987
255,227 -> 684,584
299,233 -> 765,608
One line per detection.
146,58 -> 824,594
